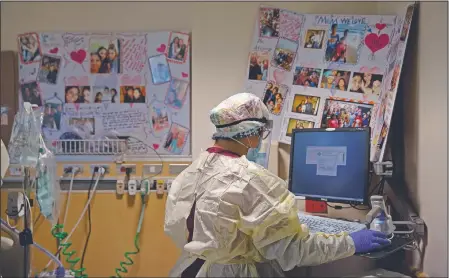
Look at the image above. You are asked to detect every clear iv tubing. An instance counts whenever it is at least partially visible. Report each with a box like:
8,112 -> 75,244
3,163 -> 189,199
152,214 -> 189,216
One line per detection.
63,171 -> 76,227
0,218 -> 63,268
43,172 -> 102,270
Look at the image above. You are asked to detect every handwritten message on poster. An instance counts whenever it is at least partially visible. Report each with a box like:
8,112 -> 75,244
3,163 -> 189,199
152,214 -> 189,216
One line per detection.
246,5 -> 414,162
17,31 -> 191,156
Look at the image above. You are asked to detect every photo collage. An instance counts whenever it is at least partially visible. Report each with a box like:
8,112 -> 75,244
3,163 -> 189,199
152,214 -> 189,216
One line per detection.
246,6 -> 412,154
17,31 -> 192,156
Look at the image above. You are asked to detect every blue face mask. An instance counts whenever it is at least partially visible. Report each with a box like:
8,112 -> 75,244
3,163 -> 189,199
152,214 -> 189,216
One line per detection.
247,137 -> 266,166
37,166 -> 56,221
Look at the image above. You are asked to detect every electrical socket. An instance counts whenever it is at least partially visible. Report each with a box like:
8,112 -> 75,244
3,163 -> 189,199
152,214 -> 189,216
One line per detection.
141,179 -> 151,195
117,164 -> 137,175
128,180 -> 138,196
116,180 -> 125,195
143,164 -> 163,175
90,165 -> 110,175
63,164 -> 83,175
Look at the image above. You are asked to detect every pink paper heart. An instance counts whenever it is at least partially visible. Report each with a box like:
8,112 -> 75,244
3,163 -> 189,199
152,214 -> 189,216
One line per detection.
129,103 -> 134,108
74,103 -> 80,111
273,69 -> 286,84
156,44 -> 166,53
49,47 -> 58,54
182,72 -> 188,78
375,23 -> 387,31
152,143 -> 160,150
364,33 -> 390,54
70,49 -> 87,64
51,141 -> 57,147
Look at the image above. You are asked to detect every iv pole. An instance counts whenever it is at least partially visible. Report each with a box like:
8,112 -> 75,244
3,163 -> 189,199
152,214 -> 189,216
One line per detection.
22,167 -> 31,277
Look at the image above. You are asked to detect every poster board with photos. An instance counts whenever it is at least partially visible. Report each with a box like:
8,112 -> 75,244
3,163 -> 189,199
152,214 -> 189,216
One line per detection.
245,5 -> 414,162
17,31 -> 191,157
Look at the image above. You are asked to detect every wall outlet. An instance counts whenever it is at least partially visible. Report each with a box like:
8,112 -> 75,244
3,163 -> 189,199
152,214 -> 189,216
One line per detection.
117,164 -> 137,175
143,164 -> 163,175
141,179 -> 151,195
63,164 -> 84,175
90,165 -> 110,175
128,180 -> 138,196
116,180 -> 125,195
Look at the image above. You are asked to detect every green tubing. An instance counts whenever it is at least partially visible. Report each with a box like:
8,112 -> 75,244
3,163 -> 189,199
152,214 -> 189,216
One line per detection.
111,198 -> 146,278
51,224 -> 88,278
112,234 -> 141,278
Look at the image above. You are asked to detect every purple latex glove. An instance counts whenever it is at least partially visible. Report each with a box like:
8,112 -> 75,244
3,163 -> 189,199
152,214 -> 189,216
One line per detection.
349,229 -> 391,254
55,266 -> 65,278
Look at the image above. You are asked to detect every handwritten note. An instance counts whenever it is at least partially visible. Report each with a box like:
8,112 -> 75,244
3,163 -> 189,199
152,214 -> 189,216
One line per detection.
102,110 -> 146,131
280,11 -> 302,42
122,36 -> 148,73
315,15 -> 367,26
65,105 -> 102,117
126,137 -> 153,154
62,33 -> 86,49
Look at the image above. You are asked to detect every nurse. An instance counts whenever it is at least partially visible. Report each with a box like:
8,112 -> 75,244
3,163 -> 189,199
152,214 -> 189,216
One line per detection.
165,93 -> 390,277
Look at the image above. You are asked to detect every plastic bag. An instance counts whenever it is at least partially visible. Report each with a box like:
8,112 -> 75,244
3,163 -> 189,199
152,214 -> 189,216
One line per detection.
36,138 -> 61,226
8,102 -> 43,166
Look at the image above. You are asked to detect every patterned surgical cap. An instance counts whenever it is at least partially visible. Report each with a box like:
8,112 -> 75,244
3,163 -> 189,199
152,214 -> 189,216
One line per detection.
210,93 -> 270,139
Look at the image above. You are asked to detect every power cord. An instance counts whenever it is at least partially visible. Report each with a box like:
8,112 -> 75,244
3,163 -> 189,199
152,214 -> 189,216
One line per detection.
80,169 -> 97,270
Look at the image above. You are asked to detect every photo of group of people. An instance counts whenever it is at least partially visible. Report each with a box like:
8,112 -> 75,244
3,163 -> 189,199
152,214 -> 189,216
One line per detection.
324,24 -> 365,64
271,38 -> 298,71
42,103 -> 63,130
91,86 -> 119,103
304,29 -> 325,49
248,51 -> 270,81
165,78 -> 189,109
64,86 -> 92,104
259,8 -> 280,38
89,39 -> 121,74
38,55 -> 61,85
18,33 -> 42,64
285,118 -> 315,137
163,123 -> 189,154
166,32 -> 189,63
321,99 -> 372,128
350,72 -> 383,95
149,54 -> 171,85
293,67 -> 322,87
20,82 -> 42,106
150,102 -> 170,137
68,117 -> 95,135
120,86 -> 146,103
262,82 -> 288,115
320,69 -> 351,91
291,94 -> 320,116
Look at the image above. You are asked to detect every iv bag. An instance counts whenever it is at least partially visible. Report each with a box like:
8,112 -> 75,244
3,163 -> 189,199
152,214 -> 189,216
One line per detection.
8,103 -> 43,167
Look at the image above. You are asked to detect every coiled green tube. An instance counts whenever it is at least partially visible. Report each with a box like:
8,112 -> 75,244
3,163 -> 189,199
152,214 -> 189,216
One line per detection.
51,224 -> 87,278
111,196 -> 146,278
112,234 -> 140,278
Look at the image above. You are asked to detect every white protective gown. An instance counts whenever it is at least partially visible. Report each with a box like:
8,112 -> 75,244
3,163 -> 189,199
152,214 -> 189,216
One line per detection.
164,151 -> 356,277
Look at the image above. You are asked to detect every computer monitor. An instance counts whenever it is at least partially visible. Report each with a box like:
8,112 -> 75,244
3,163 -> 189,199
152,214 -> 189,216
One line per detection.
288,127 -> 370,205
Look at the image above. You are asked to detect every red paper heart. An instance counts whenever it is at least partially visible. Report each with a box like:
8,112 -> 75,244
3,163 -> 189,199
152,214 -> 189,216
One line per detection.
375,23 -> 387,31
49,47 -> 58,54
153,144 -> 160,150
70,49 -> 87,64
364,33 -> 390,53
156,44 -> 166,53
182,72 -> 188,78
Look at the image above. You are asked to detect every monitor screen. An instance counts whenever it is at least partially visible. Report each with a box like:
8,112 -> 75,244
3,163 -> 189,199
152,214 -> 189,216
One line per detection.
288,128 -> 370,204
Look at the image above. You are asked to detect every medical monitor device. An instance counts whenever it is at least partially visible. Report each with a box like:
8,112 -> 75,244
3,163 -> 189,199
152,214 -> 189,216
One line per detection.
288,127 -> 370,205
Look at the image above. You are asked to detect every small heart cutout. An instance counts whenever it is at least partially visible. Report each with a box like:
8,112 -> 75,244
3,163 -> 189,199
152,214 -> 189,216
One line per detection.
375,23 -> 387,31
156,44 -> 166,53
153,144 -> 160,150
70,49 -> 87,64
51,141 -> 57,147
49,47 -> 58,54
182,72 -> 188,78
130,103 -> 134,108
74,103 -> 80,111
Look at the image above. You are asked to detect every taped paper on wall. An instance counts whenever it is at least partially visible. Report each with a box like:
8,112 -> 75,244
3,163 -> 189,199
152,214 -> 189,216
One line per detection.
17,31 -> 192,156
245,5 -> 414,163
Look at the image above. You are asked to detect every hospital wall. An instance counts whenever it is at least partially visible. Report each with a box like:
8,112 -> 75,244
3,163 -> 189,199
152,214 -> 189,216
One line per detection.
0,1 -> 447,277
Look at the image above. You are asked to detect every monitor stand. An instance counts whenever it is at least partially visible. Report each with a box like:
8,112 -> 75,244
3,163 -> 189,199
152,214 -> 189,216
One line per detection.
305,200 -> 328,214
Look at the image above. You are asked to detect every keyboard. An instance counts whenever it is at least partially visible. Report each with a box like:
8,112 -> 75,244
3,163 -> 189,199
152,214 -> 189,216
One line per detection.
298,213 -> 366,234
